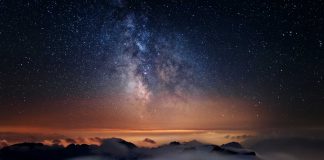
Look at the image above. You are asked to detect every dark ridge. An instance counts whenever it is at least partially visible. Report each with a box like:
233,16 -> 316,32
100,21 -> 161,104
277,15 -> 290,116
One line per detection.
169,141 -> 181,145
221,142 -> 243,149
115,138 -> 137,149
209,142 -> 256,156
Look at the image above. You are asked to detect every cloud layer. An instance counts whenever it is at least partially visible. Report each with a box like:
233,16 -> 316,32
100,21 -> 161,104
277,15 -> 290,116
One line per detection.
0,138 -> 257,160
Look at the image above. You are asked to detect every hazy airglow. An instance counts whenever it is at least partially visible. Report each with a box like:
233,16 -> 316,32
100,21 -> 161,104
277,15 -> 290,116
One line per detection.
0,127 -> 256,147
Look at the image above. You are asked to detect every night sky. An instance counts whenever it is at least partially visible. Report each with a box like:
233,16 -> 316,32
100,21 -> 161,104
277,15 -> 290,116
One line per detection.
0,0 -> 324,131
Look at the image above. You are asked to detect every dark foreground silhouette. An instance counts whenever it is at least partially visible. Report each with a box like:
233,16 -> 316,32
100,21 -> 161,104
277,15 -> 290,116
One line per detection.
0,138 -> 257,160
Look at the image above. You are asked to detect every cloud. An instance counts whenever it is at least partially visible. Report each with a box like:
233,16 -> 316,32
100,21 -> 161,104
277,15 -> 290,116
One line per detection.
141,151 -> 250,160
143,138 -> 156,144
136,140 -> 256,160
42,137 -> 103,147
0,140 -> 8,148
52,139 -> 61,144
65,138 -> 77,144
224,134 -> 254,140
0,132 -> 65,144
0,138 -> 257,160
244,137 -> 324,160
98,138 -> 136,158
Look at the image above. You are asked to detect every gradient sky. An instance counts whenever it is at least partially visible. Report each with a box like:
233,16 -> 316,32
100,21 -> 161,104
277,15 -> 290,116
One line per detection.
0,0 -> 323,133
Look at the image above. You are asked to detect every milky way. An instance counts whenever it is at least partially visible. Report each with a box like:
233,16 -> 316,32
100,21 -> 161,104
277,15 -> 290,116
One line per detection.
91,2 -> 206,118
0,0 -> 323,129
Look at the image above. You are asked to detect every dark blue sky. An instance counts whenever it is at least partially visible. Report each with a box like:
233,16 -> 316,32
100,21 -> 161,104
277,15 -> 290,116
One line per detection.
0,0 -> 324,129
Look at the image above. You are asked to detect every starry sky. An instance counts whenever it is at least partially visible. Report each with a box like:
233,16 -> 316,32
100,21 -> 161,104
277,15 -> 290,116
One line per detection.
0,0 -> 324,131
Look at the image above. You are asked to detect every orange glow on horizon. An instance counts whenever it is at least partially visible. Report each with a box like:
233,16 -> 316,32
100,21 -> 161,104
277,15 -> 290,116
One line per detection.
0,126 -> 256,147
